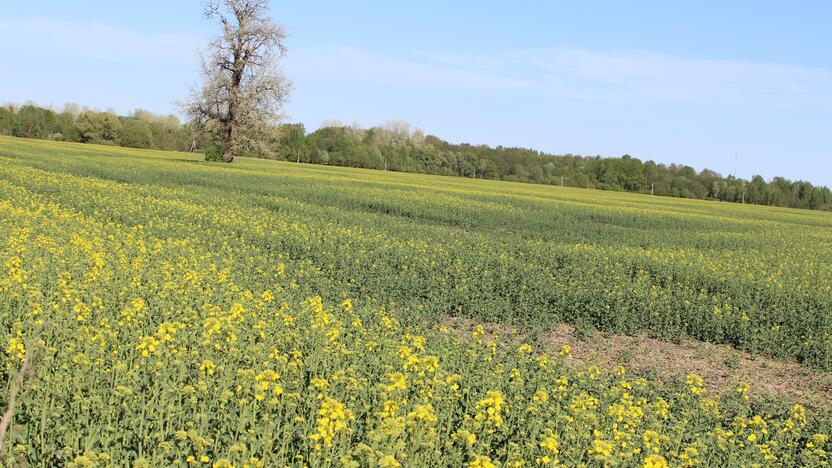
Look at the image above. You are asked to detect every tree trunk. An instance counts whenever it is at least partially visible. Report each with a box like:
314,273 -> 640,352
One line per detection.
222,147 -> 235,163
222,117 -> 235,162
221,43 -> 244,163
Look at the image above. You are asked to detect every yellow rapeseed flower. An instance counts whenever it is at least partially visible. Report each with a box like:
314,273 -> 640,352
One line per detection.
643,454 -> 668,468
540,432 -> 559,455
136,336 -> 158,358
470,455 -> 496,468
6,337 -> 25,363
378,454 -> 400,468
309,397 -> 354,448
475,390 -> 505,428
590,438 -> 614,461
384,372 -> 407,392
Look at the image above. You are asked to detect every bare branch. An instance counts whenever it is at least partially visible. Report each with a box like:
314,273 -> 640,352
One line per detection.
181,0 -> 290,162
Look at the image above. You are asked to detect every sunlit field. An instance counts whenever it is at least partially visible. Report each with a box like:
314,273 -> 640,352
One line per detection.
1,136 -> 830,466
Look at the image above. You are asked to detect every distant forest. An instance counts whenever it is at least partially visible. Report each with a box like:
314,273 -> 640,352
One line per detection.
1,102 -> 829,211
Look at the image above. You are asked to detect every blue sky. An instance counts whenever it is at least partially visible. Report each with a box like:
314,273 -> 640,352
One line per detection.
1,1 -> 830,185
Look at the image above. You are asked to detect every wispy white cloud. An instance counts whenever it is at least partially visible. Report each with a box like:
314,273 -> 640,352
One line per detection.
288,45 -> 832,108
3,17 -> 829,111
0,18 -> 201,64
287,45 -> 537,90
5,16 -> 827,108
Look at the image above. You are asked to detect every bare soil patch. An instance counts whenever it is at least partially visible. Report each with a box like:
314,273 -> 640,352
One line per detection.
444,317 -> 832,409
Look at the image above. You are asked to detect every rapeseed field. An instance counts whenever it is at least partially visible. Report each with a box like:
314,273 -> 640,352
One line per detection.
1,137 -> 830,466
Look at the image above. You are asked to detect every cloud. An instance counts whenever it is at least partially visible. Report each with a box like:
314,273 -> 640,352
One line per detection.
522,47 -> 832,106
287,45 -> 832,108
0,18 -> 201,64
286,45 -> 536,91
4,16 -> 827,109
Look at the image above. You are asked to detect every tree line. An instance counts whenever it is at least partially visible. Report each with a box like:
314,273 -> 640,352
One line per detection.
272,121 -> 831,211
0,102 -> 192,152
1,103 -> 829,211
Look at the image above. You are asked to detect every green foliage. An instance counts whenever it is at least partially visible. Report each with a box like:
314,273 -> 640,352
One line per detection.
290,124 -> 831,211
204,145 -> 223,162
55,111 -> 80,142
12,105 -> 59,139
0,107 -> 15,136
274,123 -> 309,162
142,111 -> 191,151
117,117 -> 154,148
76,111 -> 122,143
1,103 -> 191,151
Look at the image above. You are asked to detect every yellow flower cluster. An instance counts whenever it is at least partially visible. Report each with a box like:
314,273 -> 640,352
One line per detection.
5,336 -> 25,363
474,390 -> 506,429
309,397 -> 354,449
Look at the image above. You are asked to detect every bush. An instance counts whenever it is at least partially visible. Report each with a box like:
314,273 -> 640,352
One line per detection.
204,145 -> 224,162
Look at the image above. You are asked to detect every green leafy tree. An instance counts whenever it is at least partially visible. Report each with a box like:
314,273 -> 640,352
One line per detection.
275,124 -> 307,162
76,111 -> 122,143
14,105 -> 58,139
0,107 -> 14,135
55,112 -> 81,142
118,118 -> 154,148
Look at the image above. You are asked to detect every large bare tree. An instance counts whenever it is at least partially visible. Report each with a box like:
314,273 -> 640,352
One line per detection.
184,0 -> 291,162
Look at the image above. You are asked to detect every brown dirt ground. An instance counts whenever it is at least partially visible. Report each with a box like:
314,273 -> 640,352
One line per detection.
443,317 -> 832,409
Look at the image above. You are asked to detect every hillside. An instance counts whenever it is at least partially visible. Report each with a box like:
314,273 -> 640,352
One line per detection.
1,136 -> 831,465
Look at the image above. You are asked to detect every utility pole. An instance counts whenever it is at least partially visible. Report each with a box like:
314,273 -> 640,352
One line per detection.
741,175 -> 746,204
560,175 -> 564,187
